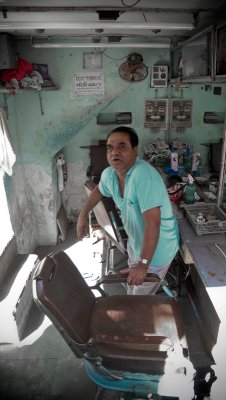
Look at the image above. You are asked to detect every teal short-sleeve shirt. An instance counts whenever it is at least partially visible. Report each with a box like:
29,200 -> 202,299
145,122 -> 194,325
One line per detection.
98,158 -> 179,266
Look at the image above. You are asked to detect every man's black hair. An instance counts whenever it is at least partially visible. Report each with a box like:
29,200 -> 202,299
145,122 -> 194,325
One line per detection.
107,126 -> 139,148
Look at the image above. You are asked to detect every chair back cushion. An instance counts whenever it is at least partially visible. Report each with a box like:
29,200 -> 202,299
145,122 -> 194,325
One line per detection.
33,251 -> 96,344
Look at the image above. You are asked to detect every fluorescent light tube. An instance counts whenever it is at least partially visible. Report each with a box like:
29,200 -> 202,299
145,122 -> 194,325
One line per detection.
0,21 -> 194,31
31,41 -> 171,49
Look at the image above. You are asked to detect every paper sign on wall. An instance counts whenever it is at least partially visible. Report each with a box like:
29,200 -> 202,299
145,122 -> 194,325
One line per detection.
74,72 -> 104,95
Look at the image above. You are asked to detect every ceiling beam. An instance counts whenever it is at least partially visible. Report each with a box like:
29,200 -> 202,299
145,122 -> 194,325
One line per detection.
0,6 -> 220,13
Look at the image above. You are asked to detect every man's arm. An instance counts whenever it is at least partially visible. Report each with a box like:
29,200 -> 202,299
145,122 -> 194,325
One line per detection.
127,207 -> 160,286
76,185 -> 103,241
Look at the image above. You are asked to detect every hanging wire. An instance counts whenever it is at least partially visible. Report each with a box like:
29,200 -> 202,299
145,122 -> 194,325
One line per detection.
93,0 -> 142,60
143,12 -> 147,22
95,48 -> 128,61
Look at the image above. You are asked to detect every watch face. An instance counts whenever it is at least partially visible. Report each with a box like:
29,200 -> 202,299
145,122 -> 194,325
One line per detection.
140,258 -> 149,264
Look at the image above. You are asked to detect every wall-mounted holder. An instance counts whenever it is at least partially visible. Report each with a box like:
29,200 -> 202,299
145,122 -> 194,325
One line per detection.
204,112 -> 225,124
97,112 -> 132,125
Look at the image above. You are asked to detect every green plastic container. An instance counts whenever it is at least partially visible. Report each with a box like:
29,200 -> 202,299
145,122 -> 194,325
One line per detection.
184,183 -> 196,204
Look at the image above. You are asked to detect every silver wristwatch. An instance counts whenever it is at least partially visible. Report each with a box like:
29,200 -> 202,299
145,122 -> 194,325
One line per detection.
139,258 -> 150,265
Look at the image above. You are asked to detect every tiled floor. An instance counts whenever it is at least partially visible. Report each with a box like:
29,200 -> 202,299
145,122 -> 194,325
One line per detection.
0,227 -> 217,399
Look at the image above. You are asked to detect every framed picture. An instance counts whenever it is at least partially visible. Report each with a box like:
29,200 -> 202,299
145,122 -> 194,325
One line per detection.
144,99 -> 168,129
170,99 -> 193,129
83,52 -> 102,69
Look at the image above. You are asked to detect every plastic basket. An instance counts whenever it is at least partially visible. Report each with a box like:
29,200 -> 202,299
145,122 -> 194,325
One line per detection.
143,142 -> 170,164
183,203 -> 226,235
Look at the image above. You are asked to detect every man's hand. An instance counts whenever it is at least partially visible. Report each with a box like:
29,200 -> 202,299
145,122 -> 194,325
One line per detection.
127,263 -> 148,286
76,185 -> 103,241
76,213 -> 89,241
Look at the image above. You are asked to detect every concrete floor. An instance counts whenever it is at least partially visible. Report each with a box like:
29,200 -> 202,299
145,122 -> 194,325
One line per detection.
0,226 -> 217,400
0,228 -> 105,400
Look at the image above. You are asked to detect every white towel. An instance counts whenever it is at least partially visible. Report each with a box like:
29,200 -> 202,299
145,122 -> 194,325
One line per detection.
0,108 -> 16,176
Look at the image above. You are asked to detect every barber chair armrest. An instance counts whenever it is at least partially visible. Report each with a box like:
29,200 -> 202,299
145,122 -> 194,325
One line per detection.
91,267 -> 176,299
89,267 -> 176,299
88,270 -> 161,297
97,268 -> 162,285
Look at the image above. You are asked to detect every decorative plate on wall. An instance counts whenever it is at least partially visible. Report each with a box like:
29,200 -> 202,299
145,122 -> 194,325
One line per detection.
119,53 -> 148,82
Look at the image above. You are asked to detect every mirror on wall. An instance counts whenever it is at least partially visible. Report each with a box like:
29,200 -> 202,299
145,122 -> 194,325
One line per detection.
182,29 -> 212,79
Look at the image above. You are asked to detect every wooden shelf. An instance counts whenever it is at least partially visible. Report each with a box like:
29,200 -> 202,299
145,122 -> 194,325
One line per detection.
0,80 -> 58,116
0,83 -> 57,93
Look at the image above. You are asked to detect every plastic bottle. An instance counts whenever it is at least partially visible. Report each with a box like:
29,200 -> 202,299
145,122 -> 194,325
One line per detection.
171,148 -> 178,171
172,137 -> 179,151
177,164 -> 185,177
184,145 -> 192,173
196,164 -> 203,177
184,174 -> 196,204
192,152 -> 201,174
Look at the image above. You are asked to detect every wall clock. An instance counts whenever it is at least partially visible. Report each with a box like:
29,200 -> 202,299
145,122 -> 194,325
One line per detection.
119,53 -> 148,82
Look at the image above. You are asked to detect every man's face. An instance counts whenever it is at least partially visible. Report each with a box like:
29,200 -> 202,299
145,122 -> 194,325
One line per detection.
106,132 -> 138,175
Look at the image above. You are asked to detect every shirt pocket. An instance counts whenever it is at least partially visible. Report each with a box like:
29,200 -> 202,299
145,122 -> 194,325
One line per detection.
125,199 -> 141,217
127,198 -> 139,207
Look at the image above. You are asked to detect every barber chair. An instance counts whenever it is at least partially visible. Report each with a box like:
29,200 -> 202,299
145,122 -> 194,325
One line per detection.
83,139 -> 128,273
84,179 -> 128,275
84,180 -> 127,254
32,251 -> 195,400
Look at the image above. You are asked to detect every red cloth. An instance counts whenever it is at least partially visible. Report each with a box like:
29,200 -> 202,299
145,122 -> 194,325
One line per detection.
0,59 -> 33,82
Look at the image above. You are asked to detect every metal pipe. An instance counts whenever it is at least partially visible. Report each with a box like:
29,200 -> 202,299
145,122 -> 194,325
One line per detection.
217,113 -> 226,207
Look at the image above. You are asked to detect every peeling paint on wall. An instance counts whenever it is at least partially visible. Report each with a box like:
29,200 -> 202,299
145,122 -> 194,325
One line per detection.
7,164 -> 58,253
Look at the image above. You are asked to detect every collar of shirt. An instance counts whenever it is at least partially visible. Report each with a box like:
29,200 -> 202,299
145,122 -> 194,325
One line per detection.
108,156 -> 141,180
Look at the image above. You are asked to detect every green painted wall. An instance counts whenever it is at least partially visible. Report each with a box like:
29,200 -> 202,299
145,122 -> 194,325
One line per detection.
4,41 -> 226,168
1,39 -> 226,252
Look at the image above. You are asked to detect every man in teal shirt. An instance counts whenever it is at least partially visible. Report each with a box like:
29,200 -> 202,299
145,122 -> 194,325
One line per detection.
77,126 -> 179,295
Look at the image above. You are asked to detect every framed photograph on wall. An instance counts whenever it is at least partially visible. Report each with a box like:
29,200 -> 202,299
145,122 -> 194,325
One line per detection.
83,52 -> 102,69
170,99 -> 193,129
144,99 -> 168,129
